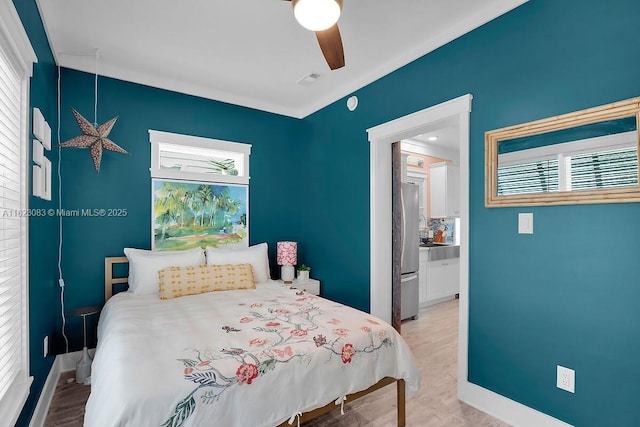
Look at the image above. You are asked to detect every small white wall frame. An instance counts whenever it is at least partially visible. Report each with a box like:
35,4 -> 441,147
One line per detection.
32,107 -> 44,142
32,165 -> 42,197
42,119 -> 51,150
41,157 -> 51,201
32,139 -> 43,165
32,107 -> 51,149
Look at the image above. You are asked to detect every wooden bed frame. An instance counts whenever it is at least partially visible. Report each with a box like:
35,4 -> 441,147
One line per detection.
104,256 -> 407,426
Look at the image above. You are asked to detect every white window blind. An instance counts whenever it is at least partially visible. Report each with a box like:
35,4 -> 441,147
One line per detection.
569,147 -> 638,191
0,1 -> 36,424
497,159 -> 559,195
498,147 -> 639,196
0,36 -> 25,398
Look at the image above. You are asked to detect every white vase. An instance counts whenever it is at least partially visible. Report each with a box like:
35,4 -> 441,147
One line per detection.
297,270 -> 309,283
281,265 -> 295,283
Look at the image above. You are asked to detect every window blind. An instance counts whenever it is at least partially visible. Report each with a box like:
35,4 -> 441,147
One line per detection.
0,33 -> 25,395
0,21 -> 30,423
497,159 -> 559,196
570,147 -> 638,191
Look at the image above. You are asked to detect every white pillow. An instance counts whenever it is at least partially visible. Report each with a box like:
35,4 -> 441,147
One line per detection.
205,242 -> 270,284
124,247 -> 205,295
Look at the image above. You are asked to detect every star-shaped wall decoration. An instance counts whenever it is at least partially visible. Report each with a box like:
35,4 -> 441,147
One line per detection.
60,108 -> 129,173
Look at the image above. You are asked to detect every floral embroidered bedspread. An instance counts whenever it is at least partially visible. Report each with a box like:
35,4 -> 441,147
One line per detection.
84,282 -> 420,427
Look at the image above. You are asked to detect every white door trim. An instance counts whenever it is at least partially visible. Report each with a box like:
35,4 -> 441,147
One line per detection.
366,93 -> 472,326
366,94 -> 571,427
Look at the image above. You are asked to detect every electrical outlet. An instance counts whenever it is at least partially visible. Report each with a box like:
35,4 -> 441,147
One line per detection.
43,335 -> 49,358
557,365 -> 575,393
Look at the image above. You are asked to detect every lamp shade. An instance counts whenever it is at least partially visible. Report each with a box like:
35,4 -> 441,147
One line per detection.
292,0 -> 342,32
276,241 -> 297,266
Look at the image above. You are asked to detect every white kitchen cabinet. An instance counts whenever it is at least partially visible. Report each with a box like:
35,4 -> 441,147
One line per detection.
418,249 -> 429,304
401,153 -> 408,183
425,257 -> 459,303
429,162 -> 460,218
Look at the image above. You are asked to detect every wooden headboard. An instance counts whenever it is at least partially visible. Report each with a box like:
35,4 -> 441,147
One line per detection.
105,256 -> 129,302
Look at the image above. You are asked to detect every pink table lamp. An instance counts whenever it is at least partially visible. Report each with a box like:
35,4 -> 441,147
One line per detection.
277,241 -> 297,284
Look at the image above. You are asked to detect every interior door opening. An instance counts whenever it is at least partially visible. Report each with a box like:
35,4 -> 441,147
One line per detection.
367,94 -> 472,398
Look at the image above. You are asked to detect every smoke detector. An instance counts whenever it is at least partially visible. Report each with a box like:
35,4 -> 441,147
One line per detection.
297,72 -> 321,87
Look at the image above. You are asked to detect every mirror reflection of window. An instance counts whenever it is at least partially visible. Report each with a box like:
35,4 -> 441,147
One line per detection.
497,159 -> 559,195
569,146 -> 638,191
497,117 -> 638,196
486,97 -> 640,207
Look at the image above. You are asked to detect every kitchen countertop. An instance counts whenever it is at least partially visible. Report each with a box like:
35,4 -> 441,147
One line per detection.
419,244 -> 460,260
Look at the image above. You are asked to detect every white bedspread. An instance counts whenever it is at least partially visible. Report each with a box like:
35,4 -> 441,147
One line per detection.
84,281 -> 419,427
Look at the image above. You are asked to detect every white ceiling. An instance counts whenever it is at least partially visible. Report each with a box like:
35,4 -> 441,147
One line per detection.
36,0 -> 526,119
402,116 -> 461,162
412,117 -> 461,150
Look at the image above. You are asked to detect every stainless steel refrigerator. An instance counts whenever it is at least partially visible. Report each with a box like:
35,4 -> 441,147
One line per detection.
401,182 -> 419,320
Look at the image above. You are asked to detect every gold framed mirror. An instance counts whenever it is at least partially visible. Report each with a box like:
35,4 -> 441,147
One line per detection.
485,97 -> 640,207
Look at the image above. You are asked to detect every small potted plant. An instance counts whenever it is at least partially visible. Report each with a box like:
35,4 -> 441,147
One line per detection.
297,264 -> 311,283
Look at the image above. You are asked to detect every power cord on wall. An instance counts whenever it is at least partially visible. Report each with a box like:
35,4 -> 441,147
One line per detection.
57,64 -> 69,354
56,51 -> 100,355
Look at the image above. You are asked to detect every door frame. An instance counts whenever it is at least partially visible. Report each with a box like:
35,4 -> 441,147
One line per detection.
367,93 -> 472,393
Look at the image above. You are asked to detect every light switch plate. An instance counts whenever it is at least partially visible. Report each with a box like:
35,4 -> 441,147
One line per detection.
518,213 -> 533,234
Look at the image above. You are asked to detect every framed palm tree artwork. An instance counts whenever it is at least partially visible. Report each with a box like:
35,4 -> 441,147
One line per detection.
152,179 -> 248,250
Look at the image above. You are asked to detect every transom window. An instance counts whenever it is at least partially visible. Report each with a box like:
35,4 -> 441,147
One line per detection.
149,130 -> 251,185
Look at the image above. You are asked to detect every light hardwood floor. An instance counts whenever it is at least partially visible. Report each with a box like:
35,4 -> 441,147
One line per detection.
44,299 -> 509,426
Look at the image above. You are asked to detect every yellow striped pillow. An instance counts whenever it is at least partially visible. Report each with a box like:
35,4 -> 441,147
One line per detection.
157,263 -> 256,300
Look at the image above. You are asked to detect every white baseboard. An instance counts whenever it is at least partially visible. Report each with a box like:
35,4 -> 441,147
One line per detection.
57,349 -> 95,373
28,358 -> 60,427
28,349 -> 95,427
458,380 -> 573,427
419,294 -> 456,309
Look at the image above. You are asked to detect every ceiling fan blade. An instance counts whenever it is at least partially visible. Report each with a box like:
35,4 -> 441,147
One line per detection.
315,24 -> 345,70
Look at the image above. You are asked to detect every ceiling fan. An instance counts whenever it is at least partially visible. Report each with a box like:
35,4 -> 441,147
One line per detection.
282,0 -> 345,70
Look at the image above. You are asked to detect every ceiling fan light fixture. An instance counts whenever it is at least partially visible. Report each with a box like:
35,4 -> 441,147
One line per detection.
293,0 -> 342,32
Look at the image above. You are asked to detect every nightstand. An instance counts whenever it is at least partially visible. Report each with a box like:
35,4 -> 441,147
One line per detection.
68,305 -> 100,384
279,278 -> 320,296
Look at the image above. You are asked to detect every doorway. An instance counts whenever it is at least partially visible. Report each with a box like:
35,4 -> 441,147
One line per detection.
367,94 -> 472,394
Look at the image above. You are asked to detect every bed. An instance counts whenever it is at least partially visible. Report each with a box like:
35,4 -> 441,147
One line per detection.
84,248 -> 419,427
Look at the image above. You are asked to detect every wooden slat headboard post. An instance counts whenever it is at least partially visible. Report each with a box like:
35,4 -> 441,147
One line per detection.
105,256 -> 129,302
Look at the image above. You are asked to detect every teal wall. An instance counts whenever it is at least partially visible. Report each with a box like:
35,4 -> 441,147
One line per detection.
56,68 -> 306,349
300,1 -> 640,426
13,0 -> 640,426
12,0 -> 60,425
